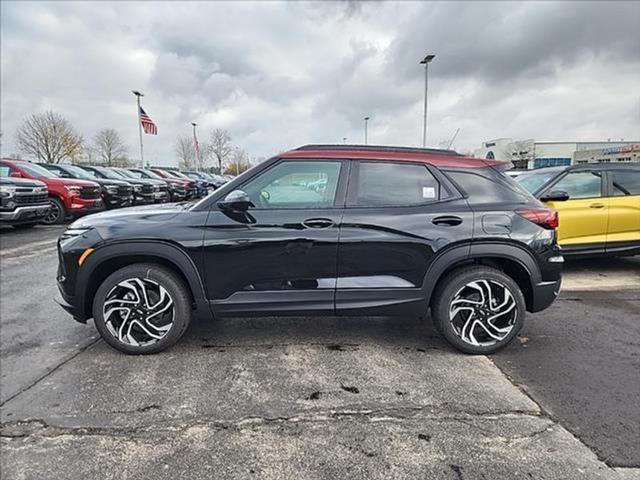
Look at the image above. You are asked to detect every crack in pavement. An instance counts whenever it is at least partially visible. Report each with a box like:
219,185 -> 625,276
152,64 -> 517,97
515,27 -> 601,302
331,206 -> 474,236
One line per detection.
0,336 -> 101,408
0,409 -> 551,439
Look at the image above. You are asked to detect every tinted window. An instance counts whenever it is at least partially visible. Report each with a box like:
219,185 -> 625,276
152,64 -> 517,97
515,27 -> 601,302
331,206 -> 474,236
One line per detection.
242,160 -> 341,209
354,162 -> 441,207
552,171 -> 602,199
447,168 -> 531,204
610,170 -> 640,196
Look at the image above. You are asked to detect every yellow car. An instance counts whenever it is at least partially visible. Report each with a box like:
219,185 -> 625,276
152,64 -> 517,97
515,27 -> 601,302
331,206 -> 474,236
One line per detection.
515,164 -> 640,256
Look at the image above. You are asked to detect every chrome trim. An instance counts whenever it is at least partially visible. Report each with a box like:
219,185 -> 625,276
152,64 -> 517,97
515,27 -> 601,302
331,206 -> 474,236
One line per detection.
0,204 -> 50,220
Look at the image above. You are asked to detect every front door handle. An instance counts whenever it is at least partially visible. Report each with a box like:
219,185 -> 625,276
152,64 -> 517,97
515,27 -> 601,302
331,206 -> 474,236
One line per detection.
590,203 -> 606,209
302,218 -> 335,229
432,215 -> 463,227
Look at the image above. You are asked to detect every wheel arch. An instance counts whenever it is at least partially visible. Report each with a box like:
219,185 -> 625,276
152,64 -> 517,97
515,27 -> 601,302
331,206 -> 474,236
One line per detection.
77,241 -> 207,320
423,241 -> 541,312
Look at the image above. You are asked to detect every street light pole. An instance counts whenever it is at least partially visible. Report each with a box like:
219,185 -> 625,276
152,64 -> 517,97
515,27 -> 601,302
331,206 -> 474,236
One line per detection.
364,116 -> 370,145
420,54 -> 435,147
132,90 -> 144,167
191,122 -> 200,172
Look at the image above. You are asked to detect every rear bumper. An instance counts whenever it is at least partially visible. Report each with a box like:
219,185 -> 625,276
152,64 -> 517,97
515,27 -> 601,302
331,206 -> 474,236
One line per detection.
0,204 -> 50,222
530,277 -> 562,313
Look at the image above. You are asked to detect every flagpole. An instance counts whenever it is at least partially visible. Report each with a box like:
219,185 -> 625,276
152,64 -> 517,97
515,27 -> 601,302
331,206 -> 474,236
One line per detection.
133,90 -> 144,168
191,122 -> 200,172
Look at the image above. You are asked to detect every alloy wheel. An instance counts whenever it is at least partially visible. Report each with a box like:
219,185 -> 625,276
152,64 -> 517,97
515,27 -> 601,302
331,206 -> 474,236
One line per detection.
43,200 -> 62,224
448,279 -> 517,347
102,277 -> 175,347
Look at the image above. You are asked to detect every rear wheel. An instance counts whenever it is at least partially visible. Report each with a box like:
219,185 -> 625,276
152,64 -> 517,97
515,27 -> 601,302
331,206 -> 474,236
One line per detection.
431,266 -> 525,354
92,263 -> 192,354
42,196 -> 66,225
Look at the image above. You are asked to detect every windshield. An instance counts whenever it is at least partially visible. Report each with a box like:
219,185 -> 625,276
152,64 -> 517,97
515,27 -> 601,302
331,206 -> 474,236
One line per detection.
168,170 -> 189,179
114,168 -> 137,179
95,167 -> 125,180
515,170 -> 558,193
17,162 -> 58,178
63,165 -> 95,180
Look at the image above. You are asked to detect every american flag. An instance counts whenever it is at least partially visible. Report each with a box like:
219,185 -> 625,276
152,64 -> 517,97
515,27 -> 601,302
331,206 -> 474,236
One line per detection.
139,107 -> 158,135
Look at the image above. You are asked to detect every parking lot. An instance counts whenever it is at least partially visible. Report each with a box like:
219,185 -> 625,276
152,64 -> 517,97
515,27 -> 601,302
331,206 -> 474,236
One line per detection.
1,224 -> 638,479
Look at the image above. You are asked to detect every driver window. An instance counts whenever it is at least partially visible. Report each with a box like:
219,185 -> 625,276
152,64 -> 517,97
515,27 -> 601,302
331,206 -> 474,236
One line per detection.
241,160 -> 342,209
551,171 -> 602,199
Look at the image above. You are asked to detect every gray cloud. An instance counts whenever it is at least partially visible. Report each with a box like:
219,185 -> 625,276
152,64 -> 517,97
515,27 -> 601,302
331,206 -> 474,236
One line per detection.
1,1 -> 638,165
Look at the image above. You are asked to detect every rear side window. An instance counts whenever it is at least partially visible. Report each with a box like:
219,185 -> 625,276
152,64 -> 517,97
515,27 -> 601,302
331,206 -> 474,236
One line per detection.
353,162 -> 441,207
610,170 -> 640,196
446,168 -> 532,204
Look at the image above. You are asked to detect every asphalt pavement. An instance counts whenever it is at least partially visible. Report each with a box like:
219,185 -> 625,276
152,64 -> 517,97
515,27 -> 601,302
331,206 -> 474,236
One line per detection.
0,224 -> 638,479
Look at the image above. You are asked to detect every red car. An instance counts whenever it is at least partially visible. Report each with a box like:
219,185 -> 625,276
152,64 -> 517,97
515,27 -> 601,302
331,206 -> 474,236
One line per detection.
150,168 -> 198,199
0,159 -> 103,224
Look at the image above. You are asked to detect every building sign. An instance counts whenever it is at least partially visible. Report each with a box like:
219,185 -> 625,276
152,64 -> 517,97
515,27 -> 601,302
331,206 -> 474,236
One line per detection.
602,145 -> 640,155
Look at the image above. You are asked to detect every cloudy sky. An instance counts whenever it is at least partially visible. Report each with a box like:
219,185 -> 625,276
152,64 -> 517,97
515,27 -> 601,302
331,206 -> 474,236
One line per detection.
1,1 -> 639,165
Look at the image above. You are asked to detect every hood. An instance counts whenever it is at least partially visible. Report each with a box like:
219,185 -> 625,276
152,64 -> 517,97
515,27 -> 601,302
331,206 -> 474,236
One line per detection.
88,178 -> 131,187
117,177 -> 154,186
70,201 -> 195,229
0,177 -> 47,188
41,177 -> 100,188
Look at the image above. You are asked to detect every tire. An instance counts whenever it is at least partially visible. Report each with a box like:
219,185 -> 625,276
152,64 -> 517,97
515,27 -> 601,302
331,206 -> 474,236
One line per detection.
12,222 -> 37,229
431,266 -> 526,355
92,263 -> 192,354
42,196 -> 66,225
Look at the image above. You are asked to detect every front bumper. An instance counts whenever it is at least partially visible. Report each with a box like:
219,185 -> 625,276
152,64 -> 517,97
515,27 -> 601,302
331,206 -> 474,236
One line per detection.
55,289 -> 86,323
0,204 -> 50,222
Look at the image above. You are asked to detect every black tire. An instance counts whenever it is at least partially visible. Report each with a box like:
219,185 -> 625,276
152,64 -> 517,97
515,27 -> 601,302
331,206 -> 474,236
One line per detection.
12,223 -> 37,229
42,196 -> 66,225
92,263 -> 192,354
431,266 -> 526,355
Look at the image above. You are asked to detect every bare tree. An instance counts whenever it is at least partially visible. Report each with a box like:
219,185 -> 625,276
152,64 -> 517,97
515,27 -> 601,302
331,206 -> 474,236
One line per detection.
175,135 -> 196,170
93,128 -> 128,167
15,111 -> 83,163
208,128 -> 233,174
224,148 -> 252,175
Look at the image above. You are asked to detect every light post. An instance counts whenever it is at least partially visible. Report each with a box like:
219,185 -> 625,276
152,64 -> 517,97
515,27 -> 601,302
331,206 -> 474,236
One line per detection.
132,90 -> 144,167
420,54 -> 435,147
364,116 -> 370,145
191,122 -> 200,172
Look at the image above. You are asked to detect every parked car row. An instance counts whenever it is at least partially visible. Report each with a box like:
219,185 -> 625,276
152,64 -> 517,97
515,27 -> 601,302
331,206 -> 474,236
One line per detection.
0,158 -> 229,227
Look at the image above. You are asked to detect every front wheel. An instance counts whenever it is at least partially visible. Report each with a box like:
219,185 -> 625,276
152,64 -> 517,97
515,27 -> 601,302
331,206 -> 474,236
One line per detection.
92,263 -> 192,354
42,196 -> 66,225
431,266 -> 526,354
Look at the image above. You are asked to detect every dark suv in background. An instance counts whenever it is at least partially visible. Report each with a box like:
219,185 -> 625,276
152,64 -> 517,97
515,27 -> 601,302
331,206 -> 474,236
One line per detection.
56,145 -> 562,355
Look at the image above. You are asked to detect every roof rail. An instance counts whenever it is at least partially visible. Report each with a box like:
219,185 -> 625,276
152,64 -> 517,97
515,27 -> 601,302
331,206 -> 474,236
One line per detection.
294,144 -> 461,156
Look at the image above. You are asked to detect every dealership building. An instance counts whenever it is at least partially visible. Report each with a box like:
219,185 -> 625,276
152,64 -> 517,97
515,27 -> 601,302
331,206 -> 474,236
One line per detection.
474,139 -> 640,170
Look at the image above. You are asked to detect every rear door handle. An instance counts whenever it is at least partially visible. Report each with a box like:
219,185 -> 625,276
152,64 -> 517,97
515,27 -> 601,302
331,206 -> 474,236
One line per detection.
302,218 -> 335,229
590,203 -> 605,209
432,215 -> 463,227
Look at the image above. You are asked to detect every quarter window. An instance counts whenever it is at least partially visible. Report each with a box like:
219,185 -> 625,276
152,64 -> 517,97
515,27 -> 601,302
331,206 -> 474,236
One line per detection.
610,170 -> 640,196
241,160 -> 342,209
354,162 -> 441,207
551,171 -> 602,199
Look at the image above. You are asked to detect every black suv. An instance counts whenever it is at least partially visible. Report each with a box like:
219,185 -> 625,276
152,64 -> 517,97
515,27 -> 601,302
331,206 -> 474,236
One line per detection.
56,145 -> 563,355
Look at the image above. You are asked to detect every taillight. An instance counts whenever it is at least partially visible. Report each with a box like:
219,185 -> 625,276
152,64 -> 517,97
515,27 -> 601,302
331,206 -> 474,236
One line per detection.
516,208 -> 558,230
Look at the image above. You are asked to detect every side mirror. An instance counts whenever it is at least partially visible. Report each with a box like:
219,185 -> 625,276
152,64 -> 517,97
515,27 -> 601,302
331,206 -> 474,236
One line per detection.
541,190 -> 570,202
218,190 -> 254,212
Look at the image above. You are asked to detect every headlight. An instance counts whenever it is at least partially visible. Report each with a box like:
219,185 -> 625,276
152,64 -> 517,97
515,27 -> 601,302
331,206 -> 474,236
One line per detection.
153,185 -> 160,192
0,186 -> 16,198
134,185 -> 142,192
64,185 -> 82,192
106,185 -> 118,193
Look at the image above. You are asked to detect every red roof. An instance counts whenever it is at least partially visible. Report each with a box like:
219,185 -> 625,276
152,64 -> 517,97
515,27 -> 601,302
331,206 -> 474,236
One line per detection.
279,145 -> 505,169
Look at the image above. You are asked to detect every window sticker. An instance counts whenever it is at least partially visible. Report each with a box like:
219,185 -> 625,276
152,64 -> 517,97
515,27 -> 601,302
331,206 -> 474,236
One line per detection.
422,186 -> 436,199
